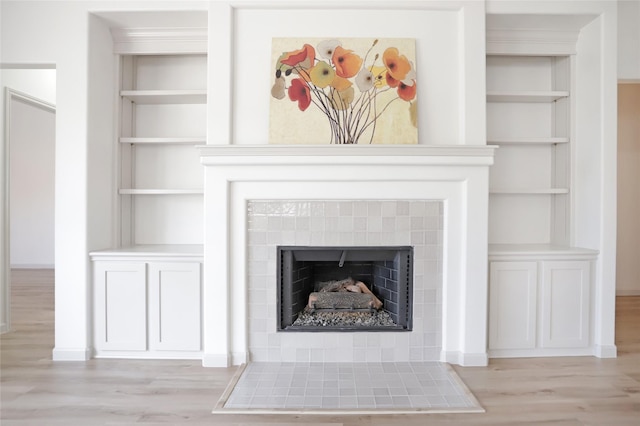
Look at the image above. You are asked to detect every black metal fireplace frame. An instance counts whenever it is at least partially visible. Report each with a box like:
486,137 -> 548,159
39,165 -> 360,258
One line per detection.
277,246 -> 413,332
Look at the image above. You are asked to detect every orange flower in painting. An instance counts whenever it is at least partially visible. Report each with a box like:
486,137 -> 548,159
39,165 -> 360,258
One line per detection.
288,78 -> 311,111
383,47 -> 411,81
330,75 -> 353,91
397,80 -> 417,101
281,44 -> 316,69
332,46 -> 363,78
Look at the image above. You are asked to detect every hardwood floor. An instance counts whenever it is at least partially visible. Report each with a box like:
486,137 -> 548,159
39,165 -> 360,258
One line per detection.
2,269 -> 639,425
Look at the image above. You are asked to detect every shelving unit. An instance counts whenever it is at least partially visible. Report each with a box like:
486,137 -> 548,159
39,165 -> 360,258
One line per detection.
485,43 -> 599,357
487,54 -> 572,247
91,43 -> 207,360
118,54 -> 207,247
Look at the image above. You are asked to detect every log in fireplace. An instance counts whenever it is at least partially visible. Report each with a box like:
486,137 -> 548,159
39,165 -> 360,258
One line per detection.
277,246 -> 413,332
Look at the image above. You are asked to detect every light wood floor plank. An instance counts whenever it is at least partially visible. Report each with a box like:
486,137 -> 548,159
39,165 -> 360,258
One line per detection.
2,269 -> 639,425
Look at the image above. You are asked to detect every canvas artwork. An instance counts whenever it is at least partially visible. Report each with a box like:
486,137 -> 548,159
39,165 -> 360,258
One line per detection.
269,38 -> 418,145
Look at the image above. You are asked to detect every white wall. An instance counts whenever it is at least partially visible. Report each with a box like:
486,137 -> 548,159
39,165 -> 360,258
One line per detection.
208,1 -> 486,146
618,0 -> 640,80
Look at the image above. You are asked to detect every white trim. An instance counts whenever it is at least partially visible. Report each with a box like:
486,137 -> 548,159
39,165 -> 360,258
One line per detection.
10,264 -> 55,269
442,351 -> 488,367
202,353 -> 231,367
487,28 -> 580,56
198,145 -> 497,166
110,27 -> 208,55
593,344 -> 617,358
52,347 -> 92,361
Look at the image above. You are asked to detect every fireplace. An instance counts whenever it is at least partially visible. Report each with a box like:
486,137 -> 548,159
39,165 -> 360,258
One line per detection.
199,145 -> 495,366
277,246 -> 413,332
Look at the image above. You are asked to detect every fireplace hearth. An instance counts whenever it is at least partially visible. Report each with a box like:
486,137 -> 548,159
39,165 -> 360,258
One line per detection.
277,246 -> 413,332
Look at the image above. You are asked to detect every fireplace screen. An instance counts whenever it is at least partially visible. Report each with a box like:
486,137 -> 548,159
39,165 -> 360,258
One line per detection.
277,246 -> 413,331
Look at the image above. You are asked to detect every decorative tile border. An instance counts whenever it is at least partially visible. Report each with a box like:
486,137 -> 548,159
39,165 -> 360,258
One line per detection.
247,200 -> 443,362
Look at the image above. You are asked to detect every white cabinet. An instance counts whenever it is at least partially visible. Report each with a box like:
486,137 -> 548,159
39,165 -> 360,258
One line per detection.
148,262 -> 201,352
93,262 -> 147,351
540,261 -> 591,348
489,261 -> 537,350
92,248 -> 202,359
488,251 -> 595,358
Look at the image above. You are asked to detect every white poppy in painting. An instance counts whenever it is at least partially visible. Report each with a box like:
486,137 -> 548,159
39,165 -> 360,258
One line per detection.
355,68 -> 374,92
317,39 -> 341,61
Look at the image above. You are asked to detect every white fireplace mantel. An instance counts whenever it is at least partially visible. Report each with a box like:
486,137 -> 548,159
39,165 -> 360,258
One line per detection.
199,144 -> 497,165
199,144 -> 496,367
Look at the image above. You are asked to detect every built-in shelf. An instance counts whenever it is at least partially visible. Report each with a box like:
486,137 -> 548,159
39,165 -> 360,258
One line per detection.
90,244 -> 204,259
120,89 -> 206,104
487,91 -> 569,103
118,189 -> 204,195
488,244 -> 598,259
490,188 -> 569,195
119,137 -> 206,145
488,137 -> 569,145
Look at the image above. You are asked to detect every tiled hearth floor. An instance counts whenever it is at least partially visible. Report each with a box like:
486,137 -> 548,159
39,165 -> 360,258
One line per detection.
215,361 -> 483,414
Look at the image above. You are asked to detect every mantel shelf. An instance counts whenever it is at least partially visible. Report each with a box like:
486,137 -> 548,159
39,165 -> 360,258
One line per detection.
487,91 -> 569,103
120,90 -> 206,104
198,144 -> 498,167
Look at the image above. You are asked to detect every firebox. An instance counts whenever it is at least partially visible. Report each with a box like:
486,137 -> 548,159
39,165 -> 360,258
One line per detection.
277,246 -> 413,332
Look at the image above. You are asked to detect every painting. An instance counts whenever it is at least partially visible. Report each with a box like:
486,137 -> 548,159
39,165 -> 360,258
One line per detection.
269,38 -> 418,145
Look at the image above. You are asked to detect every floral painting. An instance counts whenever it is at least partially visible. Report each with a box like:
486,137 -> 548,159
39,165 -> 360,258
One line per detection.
269,38 -> 418,145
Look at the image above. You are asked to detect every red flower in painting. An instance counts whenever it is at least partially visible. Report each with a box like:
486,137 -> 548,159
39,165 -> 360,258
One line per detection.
385,72 -> 400,88
397,80 -> 417,101
281,44 -> 316,69
288,78 -> 311,111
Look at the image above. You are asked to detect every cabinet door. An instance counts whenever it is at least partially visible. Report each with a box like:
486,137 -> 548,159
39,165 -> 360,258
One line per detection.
540,261 -> 590,348
489,261 -> 538,350
148,262 -> 201,351
94,262 -> 147,351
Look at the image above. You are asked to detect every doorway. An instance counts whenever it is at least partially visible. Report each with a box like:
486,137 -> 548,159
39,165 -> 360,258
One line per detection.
617,83 -> 640,296
1,68 -> 56,333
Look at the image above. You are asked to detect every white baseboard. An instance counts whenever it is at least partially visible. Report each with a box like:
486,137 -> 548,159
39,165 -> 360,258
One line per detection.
10,264 -> 55,269
594,344 -> 617,358
52,347 -> 91,361
231,351 -> 248,365
202,352 -> 230,367
616,290 -> 640,296
442,350 -> 489,367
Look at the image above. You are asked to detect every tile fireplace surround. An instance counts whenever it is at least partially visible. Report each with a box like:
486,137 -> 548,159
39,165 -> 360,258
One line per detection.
199,145 -> 496,368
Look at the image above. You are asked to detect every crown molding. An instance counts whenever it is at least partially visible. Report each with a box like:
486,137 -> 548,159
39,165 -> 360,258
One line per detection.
111,27 -> 207,55
487,28 -> 580,56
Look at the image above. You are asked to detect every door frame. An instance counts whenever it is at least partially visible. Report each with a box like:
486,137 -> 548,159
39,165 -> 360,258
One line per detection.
1,87 -> 56,333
